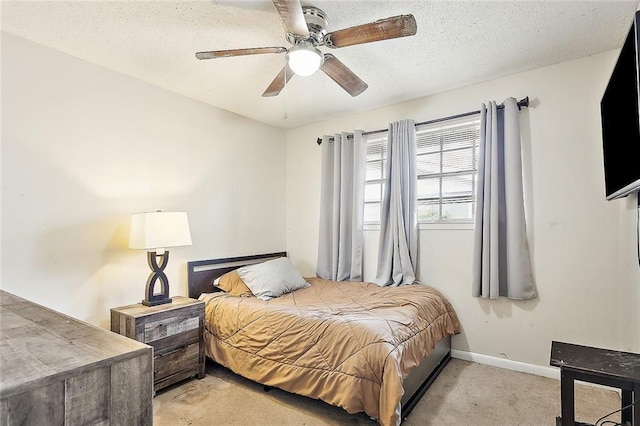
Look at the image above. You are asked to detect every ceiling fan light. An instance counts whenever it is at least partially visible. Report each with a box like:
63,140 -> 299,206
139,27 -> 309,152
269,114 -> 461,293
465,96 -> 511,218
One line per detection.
287,46 -> 323,77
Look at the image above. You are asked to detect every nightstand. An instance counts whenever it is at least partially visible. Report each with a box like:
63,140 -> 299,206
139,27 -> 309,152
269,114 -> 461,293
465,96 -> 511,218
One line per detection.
110,296 -> 205,393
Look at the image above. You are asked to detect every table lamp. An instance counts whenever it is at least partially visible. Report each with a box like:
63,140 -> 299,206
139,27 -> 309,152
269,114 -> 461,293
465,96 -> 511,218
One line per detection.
129,211 -> 192,306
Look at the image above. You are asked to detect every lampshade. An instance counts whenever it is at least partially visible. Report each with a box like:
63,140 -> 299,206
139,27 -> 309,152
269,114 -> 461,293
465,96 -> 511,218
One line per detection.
287,44 -> 323,77
129,211 -> 192,250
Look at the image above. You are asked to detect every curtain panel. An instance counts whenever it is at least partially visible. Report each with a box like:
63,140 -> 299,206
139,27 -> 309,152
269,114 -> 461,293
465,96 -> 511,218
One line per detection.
316,132 -> 365,281
472,98 -> 536,299
375,120 -> 419,286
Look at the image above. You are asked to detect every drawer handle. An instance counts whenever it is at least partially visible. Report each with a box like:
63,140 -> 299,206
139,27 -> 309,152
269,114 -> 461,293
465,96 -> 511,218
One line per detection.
158,345 -> 187,357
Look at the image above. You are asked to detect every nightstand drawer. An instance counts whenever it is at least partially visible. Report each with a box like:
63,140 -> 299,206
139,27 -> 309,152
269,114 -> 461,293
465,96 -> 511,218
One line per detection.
154,342 -> 200,381
144,314 -> 199,343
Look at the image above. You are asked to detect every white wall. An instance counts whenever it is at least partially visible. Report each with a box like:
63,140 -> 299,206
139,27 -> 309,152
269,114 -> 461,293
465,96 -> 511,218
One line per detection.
620,193 -> 640,352
1,33 -> 287,328
287,50 -> 640,367
3,32 -> 637,364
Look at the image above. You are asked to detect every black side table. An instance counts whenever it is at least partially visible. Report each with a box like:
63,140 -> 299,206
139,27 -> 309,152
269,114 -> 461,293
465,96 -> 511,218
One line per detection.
550,341 -> 640,426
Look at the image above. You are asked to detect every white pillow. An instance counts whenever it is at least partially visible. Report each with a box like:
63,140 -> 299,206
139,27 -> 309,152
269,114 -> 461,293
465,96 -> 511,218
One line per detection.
237,257 -> 310,301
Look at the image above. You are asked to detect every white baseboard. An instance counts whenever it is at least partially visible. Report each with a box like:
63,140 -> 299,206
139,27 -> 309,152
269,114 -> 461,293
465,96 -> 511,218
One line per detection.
451,349 -> 560,380
450,349 -> 620,394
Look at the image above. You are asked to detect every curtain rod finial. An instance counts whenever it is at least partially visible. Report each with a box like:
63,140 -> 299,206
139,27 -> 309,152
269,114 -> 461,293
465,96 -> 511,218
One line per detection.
518,96 -> 529,110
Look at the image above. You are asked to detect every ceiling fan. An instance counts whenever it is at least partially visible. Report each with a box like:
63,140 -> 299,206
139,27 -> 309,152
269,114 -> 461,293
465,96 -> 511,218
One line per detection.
195,0 -> 417,97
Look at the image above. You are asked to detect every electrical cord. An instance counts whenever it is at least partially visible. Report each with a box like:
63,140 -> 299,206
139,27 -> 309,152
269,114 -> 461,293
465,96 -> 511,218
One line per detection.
594,396 -> 640,426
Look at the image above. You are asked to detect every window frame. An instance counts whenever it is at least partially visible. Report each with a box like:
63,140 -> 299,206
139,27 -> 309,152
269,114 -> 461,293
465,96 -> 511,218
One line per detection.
363,133 -> 387,225
363,114 -> 481,227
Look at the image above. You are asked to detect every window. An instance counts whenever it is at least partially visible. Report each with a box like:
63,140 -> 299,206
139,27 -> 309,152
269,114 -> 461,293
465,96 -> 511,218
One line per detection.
364,133 -> 387,223
364,114 -> 481,224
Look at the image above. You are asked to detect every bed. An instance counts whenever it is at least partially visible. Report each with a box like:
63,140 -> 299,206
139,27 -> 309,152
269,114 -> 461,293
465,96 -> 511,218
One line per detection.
187,252 -> 460,426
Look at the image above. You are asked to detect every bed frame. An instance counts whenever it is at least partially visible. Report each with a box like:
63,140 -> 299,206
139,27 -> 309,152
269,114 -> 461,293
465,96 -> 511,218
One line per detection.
187,252 -> 451,421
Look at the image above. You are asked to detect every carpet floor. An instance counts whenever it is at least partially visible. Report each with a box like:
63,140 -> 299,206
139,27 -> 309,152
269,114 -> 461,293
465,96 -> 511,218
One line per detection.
154,359 -> 621,425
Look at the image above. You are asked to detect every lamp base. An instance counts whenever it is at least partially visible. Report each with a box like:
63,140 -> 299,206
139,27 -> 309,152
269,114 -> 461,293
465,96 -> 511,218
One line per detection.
142,251 -> 172,307
141,296 -> 172,307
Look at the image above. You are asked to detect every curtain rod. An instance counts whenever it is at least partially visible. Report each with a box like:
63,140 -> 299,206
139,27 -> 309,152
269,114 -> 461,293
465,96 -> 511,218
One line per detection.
316,96 -> 530,145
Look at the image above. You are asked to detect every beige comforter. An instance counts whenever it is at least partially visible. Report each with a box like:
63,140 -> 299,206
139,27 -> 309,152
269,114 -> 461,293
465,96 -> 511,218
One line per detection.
201,278 -> 460,426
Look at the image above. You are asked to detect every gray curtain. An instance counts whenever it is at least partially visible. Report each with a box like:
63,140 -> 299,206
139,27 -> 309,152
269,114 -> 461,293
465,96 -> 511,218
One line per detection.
375,120 -> 418,286
472,98 -> 536,299
316,132 -> 365,281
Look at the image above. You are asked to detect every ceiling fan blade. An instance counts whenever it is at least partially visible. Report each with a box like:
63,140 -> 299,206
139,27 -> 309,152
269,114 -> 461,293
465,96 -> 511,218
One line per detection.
324,15 -> 417,48
195,47 -> 287,60
271,0 -> 309,37
262,65 -> 294,97
321,54 -> 368,97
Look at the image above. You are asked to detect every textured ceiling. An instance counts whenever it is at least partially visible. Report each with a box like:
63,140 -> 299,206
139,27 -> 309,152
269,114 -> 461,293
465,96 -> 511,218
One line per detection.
2,1 -> 639,129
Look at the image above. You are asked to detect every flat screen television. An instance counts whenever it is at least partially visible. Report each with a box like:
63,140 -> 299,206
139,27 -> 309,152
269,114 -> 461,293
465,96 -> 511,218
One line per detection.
600,10 -> 640,200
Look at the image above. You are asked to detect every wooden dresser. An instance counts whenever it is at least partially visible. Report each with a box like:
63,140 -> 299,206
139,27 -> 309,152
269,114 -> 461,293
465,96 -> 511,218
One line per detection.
110,296 -> 205,392
0,290 -> 153,425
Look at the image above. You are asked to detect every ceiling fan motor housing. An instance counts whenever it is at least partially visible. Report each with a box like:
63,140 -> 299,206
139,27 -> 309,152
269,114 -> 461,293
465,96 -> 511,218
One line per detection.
286,6 -> 328,46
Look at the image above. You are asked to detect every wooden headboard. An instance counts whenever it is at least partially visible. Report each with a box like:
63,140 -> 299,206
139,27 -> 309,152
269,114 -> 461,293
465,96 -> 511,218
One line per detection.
187,252 -> 287,299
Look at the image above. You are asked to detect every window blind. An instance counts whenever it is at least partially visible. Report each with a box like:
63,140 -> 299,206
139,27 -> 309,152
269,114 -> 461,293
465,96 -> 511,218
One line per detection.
364,114 -> 481,223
